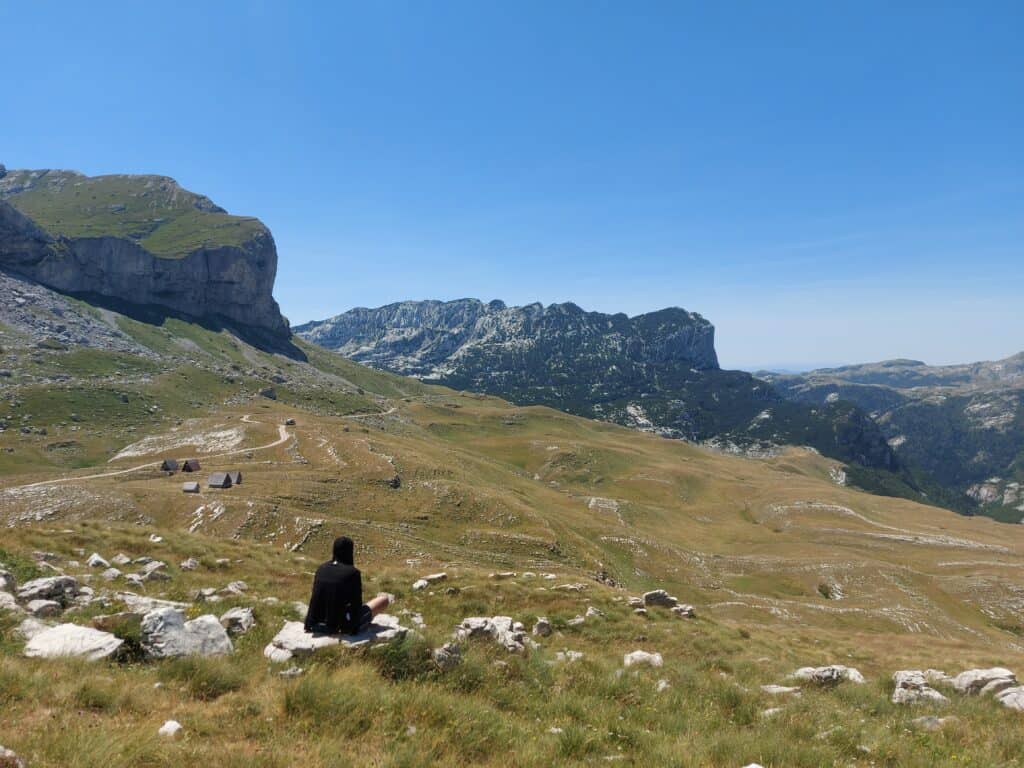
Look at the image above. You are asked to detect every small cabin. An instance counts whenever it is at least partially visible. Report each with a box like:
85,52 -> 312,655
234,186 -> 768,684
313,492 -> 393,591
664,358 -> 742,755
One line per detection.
208,472 -> 232,489
161,459 -> 180,473
226,470 -> 243,486
182,460 -> 202,473
182,481 -> 200,494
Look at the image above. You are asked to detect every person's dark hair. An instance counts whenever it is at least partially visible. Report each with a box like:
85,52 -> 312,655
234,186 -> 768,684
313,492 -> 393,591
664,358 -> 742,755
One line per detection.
332,536 -> 354,565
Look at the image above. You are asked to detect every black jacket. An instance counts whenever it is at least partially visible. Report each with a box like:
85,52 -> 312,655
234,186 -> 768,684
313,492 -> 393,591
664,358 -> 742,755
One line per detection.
304,538 -> 363,634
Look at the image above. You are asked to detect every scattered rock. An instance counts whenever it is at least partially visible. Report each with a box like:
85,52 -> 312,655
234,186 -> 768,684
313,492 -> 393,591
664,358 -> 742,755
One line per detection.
891,670 -> 949,704
158,720 -> 182,739
951,668 -> 1017,695
180,558 -> 200,571
912,715 -> 960,731
453,616 -> 533,653
627,597 -> 643,608
14,617 -> 50,640
567,615 -> 586,627
148,534 -> 164,544
489,572 -> 517,580
264,614 -> 408,663
532,617 -> 553,637
26,599 -> 61,618
790,665 -> 865,686
140,608 -> 234,659
556,650 -> 584,663
279,666 -> 304,678
585,606 -> 605,618
995,686 -> 1024,712
219,606 -> 255,635
656,679 -> 671,692
432,642 -> 462,671
671,604 -> 696,619
24,623 -> 123,660
86,553 -> 109,569
110,553 -> 132,566
100,568 -> 122,582
623,650 -> 663,668
642,590 -> 678,608
16,575 -> 79,605
761,684 -> 801,696
0,746 -> 26,768
0,570 -> 14,593
552,583 -> 587,592
0,592 -> 21,612
412,579 -> 429,591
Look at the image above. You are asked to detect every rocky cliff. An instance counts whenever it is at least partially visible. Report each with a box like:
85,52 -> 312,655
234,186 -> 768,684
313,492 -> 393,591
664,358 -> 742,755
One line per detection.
297,299 -> 905,486
0,167 -> 289,340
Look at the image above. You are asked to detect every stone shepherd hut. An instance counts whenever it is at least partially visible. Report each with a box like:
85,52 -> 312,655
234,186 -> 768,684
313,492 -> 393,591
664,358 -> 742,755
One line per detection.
208,472 -> 232,489
226,470 -> 243,485
160,459 -> 179,473
182,459 -> 201,473
182,481 -> 200,494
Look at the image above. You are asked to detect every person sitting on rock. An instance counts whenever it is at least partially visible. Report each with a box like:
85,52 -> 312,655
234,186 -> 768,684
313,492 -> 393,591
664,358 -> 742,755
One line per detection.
304,536 -> 391,635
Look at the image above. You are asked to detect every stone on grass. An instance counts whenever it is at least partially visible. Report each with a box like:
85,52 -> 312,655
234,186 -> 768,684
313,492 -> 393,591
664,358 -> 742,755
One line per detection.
0,592 -> 21,612
140,608 -> 233,659
912,715 -> 959,731
585,606 -> 605,618
489,572 -> 517,579
0,746 -> 27,768
279,666 -> 304,678
761,684 -> 801,696
532,617 -> 552,637
995,686 -> 1024,712
453,616 -> 532,653
16,575 -> 79,605
0,570 -> 14,593
27,599 -> 61,618
264,614 -> 408,663
656,679 -> 671,692
951,667 -> 1017,695
412,579 -> 429,592
791,665 -> 865,686
158,720 -> 182,739
891,671 -> 948,704
110,553 -> 131,566
627,597 -> 643,608
86,553 -> 109,569
567,615 -> 585,627
422,572 -> 447,584
219,606 -> 255,635
221,580 -> 248,595
14,617 -> 49,640
556,650 -> 584,663
432,642 -> 462,671
180,557 -> 200,571
642,590 -> 678,608
24,623 -> 123,661
671,604 -> 696,619
100,568 -> 122,582
623,650 -> 663,668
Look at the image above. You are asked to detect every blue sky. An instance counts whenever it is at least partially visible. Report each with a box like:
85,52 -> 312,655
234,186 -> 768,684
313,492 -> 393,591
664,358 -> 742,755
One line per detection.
2,1 -> 1021,370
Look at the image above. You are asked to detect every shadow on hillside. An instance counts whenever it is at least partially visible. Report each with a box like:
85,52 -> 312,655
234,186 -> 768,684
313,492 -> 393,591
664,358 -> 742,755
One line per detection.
65,290 -> 308,361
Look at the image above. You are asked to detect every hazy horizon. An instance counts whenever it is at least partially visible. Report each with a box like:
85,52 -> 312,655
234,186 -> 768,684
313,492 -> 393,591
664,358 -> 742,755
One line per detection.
4,2 -> 1021,370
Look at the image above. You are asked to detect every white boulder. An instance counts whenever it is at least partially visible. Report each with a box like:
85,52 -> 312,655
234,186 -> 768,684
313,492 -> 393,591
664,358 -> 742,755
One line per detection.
140,608 -> 233,659
86,553 -> 109,569
180,557 -> 200,571
891,670 -> 948,704
0,570 -> 15,593
158,720 -> 182,739
0,592 -> 21,612
453,616 -> 532,653
14,617 -> 50,640
791,665 -> 865,686
411,579 -> 429,592
0,745 -> 26,768
24,623 -> 123,661
432,642 -> 462,671
624,650 -> 663,668
995,686 -> 1024,712
951,667 -> 1017,695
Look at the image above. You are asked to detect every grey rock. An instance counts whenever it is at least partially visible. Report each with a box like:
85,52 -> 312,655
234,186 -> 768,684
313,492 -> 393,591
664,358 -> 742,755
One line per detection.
623,650 -> 663,668
14,617 -> 50,640
263,614 -> 408,663
16,575 -> 79,605
951,667 -> 1017,695
110,553 -> 132,566
791,665 -> 865,686
891,670 -> 948,704
0,569 -> 15,593
86,552 -> 109,569
100,567 -> 122,581
453,616 -> 532,653
643,590 -> 678,608
219,606 -> 255,635
180,557 -> 200,571
140,607 -> 233,659
0,592 -> 21,612
532,617 -> 552,637
27,599 -> 62,618
0,745 -> 27,768
996,686 -> 1024,712
432,642 -> 462,671
24,623 -> 123,660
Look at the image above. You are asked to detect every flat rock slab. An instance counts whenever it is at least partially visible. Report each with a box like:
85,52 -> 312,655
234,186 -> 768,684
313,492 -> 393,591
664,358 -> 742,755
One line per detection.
791,665 -> 865,686
16,575 -> 79,604
264,614 -> 408,663
951,667 -> 1017,695
892,670 -> 948,704
24,623 -> 123,661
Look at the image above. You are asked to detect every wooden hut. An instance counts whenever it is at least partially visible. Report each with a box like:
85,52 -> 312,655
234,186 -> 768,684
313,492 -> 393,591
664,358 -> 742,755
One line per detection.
182,459 -> 201,473
208,472 -> 232,489
226,470 -> 243,486
182,481 -> 200,494
161,459 -> 180,473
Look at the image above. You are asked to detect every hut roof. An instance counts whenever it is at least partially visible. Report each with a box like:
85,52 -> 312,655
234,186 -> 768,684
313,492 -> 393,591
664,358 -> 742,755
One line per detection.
182,481 -> 200,493
207,472 -> 232,489
161,459 -> 180,472
226,470 -> 243,485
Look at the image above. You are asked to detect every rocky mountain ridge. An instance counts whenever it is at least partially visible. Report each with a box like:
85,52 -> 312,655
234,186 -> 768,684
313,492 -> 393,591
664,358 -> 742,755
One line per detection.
296,299 -> 906,494
764,355 -> 1024,520
0,165 -> 290,343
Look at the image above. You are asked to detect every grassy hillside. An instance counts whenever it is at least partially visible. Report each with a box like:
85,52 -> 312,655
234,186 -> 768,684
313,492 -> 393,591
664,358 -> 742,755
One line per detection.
4,298 -> 1024,766
0,169 -> 265,257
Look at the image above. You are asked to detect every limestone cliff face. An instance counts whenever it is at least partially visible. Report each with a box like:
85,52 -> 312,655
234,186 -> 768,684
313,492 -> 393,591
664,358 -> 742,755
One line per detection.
0,168 -> 289,339
296,299 -> 720,378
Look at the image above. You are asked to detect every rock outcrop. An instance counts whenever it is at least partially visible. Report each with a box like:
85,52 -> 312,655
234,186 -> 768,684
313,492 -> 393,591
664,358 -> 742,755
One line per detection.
0,168 -> 289,342
139,607 -> 233,658
23,623 -> 123,660
264,614 -> 408,663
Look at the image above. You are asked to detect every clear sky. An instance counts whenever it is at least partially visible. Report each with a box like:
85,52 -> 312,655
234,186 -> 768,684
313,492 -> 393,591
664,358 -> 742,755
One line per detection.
2,2 -> 1021,370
